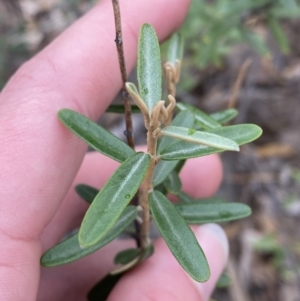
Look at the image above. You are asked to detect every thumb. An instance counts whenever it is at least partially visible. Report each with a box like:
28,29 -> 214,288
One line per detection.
108,223 -> 229,301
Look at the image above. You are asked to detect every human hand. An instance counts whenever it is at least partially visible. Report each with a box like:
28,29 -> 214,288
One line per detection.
0,0 -> 228,300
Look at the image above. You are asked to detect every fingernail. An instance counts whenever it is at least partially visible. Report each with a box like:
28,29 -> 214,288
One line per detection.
188,224 -> 229,301
198,223 -> 229,260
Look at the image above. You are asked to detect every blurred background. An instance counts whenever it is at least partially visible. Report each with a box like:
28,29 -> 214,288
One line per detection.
1,0 -> 300,300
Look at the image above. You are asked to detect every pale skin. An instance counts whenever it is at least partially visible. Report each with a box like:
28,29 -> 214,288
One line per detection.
0,0 -> 228,300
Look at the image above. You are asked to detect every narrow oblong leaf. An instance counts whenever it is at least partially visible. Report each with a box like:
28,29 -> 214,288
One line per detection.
41,206 -> 138,266
210,109 -> 238,124
217,273 -> 231,288
114,248 -> 141,265
106,104 -> 141,114
111,243 -> 154,276
178,191 -> 226,204
241,28 -> 270,57
176,202 -> 251,224
58,109 -> 134,162
167,33 -> 184,66
138,24 -> 162,114
161,126 -> 239,151
163,171 -> 182,195
153,160 -> 179,186
149,190 -> 210,282
75,184 -> 99,204
267,15 -> 289,54
271,7 -> 300,18
158,110 -> 195,153
176,103 -> 221,130
160,124 -> 262,160
125,82 -> 149,116
79,152 -> 151,247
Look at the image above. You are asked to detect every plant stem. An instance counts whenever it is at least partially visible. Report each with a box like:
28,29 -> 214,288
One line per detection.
111,0 -> 135,149
112,0 -> 141,248
139,126 -> 157,249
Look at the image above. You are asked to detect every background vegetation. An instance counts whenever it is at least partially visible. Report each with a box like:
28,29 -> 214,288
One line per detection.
1,0 -> 300,300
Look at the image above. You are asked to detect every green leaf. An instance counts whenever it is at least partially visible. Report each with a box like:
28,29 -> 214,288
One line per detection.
210,109 -> 238,124
153,160 -> 179,186
149,190 -> 210,282
158,110 -> 195,153
270,7 -> 300,18
41,206 -> 138,266
138,24 -> 162,114
110,243 -> 154,275
87,273 -> 123,301
178,191 -> 226,204
267,15 -> 289,54
160,124 -> 262,160
167,33 -> 184,66
75,184 -> 99,204
278,0 -> 297,9
114,248 -> 141,265
176,202 -> 251,224
106,104 -> 141,114
58,109 -> 134,163
240,28 -> 270,57
176,103 -> 222,130
163,171 -> 182,195
161,126 -> 239,151
217,273 -> 231,288
79,152 -> 151,247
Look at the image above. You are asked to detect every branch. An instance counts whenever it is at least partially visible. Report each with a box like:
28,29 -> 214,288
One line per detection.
112,0 -> 135,149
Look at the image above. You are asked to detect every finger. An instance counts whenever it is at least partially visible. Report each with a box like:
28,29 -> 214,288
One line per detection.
108,224 -> 229,301
41,151 -> 222,250
41,151 -> 120,251
38,238 -> 135,301
0,0 -> 191,299
39,151 -> 222,298
0,0 -> 191,242
180,155 -> 223,198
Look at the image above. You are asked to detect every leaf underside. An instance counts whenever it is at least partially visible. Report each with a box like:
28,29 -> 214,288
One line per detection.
161,126 -> 239,151
138,24 -> 162,114
160,124 -> 262,160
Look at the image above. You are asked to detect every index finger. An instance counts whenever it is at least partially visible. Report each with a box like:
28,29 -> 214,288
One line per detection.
0,0 -> 190,239
0,1 -> 191,300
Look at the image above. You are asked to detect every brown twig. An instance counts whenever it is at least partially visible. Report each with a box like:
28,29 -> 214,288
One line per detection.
112,0 -> 141,248
228,58 -> 252,109
138,111 -> 160,249
111,0 -> 135,149
163,61 -> 181,126
138,99 -> 176,249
